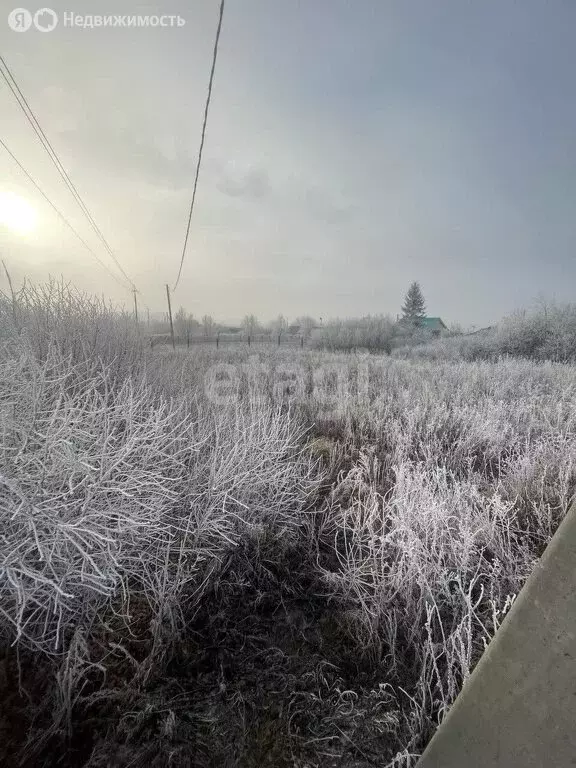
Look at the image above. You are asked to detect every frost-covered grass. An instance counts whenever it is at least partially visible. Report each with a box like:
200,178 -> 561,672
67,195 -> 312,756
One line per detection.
304,355 -> 576,759
0,277 -> 144,374
0,344 -> 317,656
1,283 -> 575,767
0,285 -> 321,764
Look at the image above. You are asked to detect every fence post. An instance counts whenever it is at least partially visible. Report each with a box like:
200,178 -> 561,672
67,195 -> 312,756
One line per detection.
301,335 -> 304,348
216,332 -> 220,348
248,335 -> 251,347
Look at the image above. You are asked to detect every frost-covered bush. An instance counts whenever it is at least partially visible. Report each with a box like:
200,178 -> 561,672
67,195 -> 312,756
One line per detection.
392,303 -> 576,363
497,303 -> 576,361
0,282 -> 321,654
311,314 -> 397,352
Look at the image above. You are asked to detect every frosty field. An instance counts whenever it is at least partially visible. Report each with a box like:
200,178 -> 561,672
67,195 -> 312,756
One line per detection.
1,288 -> 575,766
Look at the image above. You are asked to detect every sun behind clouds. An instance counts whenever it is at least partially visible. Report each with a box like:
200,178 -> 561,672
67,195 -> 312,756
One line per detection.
0,190 -> 38,236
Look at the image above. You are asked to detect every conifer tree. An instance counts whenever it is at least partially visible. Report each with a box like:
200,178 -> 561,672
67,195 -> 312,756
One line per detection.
401,282 -> 426,322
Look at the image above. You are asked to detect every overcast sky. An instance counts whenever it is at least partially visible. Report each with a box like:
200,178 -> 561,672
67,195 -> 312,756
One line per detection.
1,0 -> 575,327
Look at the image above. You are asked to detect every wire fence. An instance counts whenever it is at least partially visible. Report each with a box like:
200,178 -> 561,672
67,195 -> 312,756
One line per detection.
150,333 -> 309,349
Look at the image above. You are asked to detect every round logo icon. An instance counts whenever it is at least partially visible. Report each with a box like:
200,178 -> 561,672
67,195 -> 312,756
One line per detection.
8,7 -> 32,31
34,7 -> 58,31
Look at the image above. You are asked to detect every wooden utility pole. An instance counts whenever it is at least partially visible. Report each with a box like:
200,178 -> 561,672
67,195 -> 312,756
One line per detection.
132,288 -> 139,323
165,284 -> 175,350
2,260 -> 19,333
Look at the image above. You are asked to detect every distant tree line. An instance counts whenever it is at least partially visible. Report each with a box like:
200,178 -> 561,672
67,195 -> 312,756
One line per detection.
148,309 -> 320,344
147,282 -> 451,352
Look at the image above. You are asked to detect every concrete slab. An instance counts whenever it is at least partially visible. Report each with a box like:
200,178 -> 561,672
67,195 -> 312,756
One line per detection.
417,502 -> 576,768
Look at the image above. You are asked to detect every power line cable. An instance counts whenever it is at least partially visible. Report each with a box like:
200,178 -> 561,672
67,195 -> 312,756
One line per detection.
0,54 -> 136,290
0,136 -> 132,290
172,0 -> 225,291
0,55 -> 134,289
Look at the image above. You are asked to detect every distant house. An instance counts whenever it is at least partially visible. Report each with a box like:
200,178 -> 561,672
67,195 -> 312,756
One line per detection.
464,326 -> 494,337
418,317 -> 448,336
397,316 -> 448,337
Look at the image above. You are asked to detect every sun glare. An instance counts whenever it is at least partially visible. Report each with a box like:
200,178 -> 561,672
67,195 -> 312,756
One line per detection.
0,191 -> 38,236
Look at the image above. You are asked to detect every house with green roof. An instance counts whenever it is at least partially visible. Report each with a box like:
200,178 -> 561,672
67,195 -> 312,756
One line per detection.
397,316 -> 448,337
418,317 -> 448,335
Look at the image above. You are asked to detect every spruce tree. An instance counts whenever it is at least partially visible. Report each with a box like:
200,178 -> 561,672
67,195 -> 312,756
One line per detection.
401,282 -> 426,323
